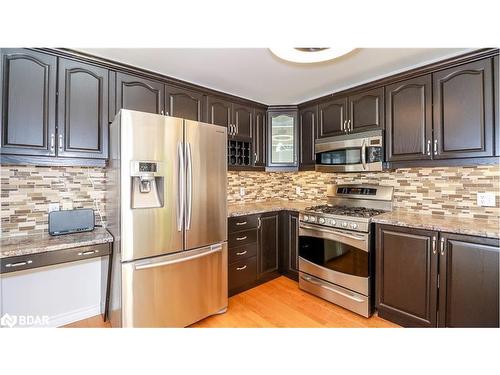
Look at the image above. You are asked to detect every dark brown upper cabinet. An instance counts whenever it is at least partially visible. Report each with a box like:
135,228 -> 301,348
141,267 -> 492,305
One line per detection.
253,108 -> 266,167
385,75 -> 433,162
317,97 -> 347,138
165,85 -> 205,122
232,103 -> 253,139
376,224 -> 438,328
258,213 -> 280,277
206,96 -> 232,127
115,72 -> 164,117
1,49 -> 57,157
438,233 -> 499,328
298,104 -> 317,170
267,107 -> 298,168
433,58 -> 494,159
348,87 -> 384,133
57,59 -> 108,159
494,56 -> 499,156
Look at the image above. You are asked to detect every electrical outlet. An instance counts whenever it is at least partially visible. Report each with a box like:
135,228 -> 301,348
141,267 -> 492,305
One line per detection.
295,186 -> 301,195
48,203 -> 60,213
477,193 -> 496,207
240,187 -> 246,197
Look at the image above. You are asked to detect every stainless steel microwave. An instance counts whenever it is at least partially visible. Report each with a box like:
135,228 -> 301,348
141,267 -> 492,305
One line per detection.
315,130 -> 383,172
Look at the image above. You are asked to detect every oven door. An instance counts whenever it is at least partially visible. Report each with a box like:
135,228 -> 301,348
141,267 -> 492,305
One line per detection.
298,223 -> 370,295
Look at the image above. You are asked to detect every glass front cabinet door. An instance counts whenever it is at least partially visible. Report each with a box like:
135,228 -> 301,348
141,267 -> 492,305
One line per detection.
267,108 -> 298,168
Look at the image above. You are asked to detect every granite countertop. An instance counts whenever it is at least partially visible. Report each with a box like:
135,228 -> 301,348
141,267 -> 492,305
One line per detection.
372,210 -> 500,239
228,200 -> 325,217
0,227 -> 114,259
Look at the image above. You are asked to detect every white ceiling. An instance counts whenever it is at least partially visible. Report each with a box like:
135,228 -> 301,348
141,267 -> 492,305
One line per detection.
79,48 -> 472,105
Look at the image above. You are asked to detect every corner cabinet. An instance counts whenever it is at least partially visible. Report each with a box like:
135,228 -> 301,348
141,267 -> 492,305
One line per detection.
376,224 -> 499,328
267,107 -> 298,169
281,211 -> 299,280
258,212 -> 280,278
253,108 -> 266,167
1,48 -> 57,157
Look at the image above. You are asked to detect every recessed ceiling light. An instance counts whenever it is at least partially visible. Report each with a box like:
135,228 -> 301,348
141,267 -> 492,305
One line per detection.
269,47 -> 354,63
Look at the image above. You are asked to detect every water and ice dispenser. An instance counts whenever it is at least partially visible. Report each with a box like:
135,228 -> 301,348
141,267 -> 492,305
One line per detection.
130,161 -> 164,209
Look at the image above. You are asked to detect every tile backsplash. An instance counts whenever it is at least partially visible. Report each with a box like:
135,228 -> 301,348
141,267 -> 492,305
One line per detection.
228,165 -> 500,220
1,165 -> 106,237
2,164 -> 499,238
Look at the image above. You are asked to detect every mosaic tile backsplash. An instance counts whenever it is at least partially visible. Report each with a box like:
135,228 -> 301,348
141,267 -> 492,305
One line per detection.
228,166 -> 500,220
1,165 -> 106,237
2,164 -> 499,237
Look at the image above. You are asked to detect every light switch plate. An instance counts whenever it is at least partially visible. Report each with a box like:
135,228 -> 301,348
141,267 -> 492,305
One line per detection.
240,187 -> 245,197
48,203 -> 60,213
477,192 -> 496,207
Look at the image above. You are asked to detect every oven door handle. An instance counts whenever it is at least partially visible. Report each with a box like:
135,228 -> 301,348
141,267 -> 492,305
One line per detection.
361,138 -> 367,170
300,275 -> 365,303
299,223 -> 366,241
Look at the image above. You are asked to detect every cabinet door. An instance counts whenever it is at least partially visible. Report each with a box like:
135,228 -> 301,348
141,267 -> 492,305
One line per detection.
494,56 -> 499,156
0,49 -> 57,156
385,75 -> 432,162
233,103 -> 253,138
282,211 -> 299,279
433,58 -> 494,159
253,108 -> 266,167
376,225 -> 439,327
115,73 -> 164,115
267,110 -> 298,167
57,59 -> 109,159
349,87 -> 384,133
258,213 -> 279,276
299,105 -> 317,170
318,97 -> 347,138
438,233 -> 499,328
206,96 -> 232,127
165,85 -> 205,121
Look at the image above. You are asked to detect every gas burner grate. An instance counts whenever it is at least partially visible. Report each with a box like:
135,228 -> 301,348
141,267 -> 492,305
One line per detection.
304,204 -> 386,218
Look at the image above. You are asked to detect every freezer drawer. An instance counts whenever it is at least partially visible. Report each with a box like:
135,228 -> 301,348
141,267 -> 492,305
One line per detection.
121,243 -> 228,327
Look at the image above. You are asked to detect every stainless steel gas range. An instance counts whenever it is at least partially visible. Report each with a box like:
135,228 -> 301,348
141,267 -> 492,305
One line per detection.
298,184 -> 393,317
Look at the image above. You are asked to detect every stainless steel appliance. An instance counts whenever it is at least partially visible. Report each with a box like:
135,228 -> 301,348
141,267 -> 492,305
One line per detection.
298,184 -> 393,317
315,130 -> 383,172
107,110 -> 228,327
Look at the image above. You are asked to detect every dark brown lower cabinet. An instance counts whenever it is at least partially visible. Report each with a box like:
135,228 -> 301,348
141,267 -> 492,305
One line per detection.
376,224 -> 500,328
281,211 -> 299,280
258,212 -> 280,278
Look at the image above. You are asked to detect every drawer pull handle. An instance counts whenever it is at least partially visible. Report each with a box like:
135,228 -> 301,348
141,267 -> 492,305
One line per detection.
236,265 -> 247,271
236,250 -> 247,256
78,250 -> 99,256
236,236 -> 247,241
5,260 -> 33,268
236,221 -> 247,226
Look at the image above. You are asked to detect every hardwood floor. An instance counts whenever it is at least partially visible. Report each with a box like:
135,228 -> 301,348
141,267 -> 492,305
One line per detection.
64,276 -> 399,328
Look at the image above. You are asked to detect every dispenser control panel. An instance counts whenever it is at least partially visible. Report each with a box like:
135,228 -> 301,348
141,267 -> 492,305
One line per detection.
138,162 -> 157,173
131,161 -> 161,176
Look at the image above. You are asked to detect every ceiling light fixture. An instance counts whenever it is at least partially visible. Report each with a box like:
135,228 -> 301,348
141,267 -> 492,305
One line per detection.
269,47 -> 354,64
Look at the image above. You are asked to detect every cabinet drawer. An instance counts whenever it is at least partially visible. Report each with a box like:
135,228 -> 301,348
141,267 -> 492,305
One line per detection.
228,243 -> 257,263
228,256 -> 257,292
0,243 -> 110,274
228,229 -> 257,248
228,215 -> 259,232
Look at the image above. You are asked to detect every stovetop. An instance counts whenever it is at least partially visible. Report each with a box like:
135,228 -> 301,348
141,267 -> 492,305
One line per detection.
304,204 -> 386,218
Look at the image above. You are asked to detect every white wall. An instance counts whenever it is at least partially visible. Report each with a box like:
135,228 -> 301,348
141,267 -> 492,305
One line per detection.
1,257 -> 106,327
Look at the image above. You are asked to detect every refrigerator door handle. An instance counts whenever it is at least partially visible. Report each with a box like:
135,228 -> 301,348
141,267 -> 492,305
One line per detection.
177,142 -> 185,232
186,142 -> 193,230
134,243 -> 223,270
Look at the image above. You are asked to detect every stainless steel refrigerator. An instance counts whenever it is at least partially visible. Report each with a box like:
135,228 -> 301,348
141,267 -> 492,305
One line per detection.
107,110 -> 228,327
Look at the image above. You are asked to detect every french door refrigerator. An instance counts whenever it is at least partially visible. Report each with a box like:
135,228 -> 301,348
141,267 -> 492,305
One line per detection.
107,110 -> 228,327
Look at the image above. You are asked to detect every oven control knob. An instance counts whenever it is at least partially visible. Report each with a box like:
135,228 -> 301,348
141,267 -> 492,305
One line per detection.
303,215 -> 309,222
330,219 -> 336,226
342,221 -> 348,227
318,218 -> 325,224
309,216 -> 316,223
350,223 -> 358,229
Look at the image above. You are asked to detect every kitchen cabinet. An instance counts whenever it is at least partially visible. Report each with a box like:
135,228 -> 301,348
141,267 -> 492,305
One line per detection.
348,87 -> 384,133
267,107 -> 298,168
376,224 -> 500,328
494,56 -> 499,156
206,96 -> 232,127
207,95 -> 255,139
433,58 -> 494,159
318,97 -> 347,138
298,104 -> 317,170
258,212 -> 280,277
385,75 -> 433,162
281,211 -> 299,280
438,233 -> 499,328
165,85 -> 205,122
57,58 -> 109,159
232,103 -> 253,139
114,72 -> 165,116
0,48 -> 57,157
376,225 -> 439,327
253,108 -> 266,167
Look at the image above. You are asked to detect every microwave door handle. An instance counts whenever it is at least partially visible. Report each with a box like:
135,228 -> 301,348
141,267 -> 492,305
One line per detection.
361,139 -> 367,170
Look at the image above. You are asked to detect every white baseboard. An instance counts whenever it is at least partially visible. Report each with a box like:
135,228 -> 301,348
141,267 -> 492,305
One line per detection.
49,304 -> 102,328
